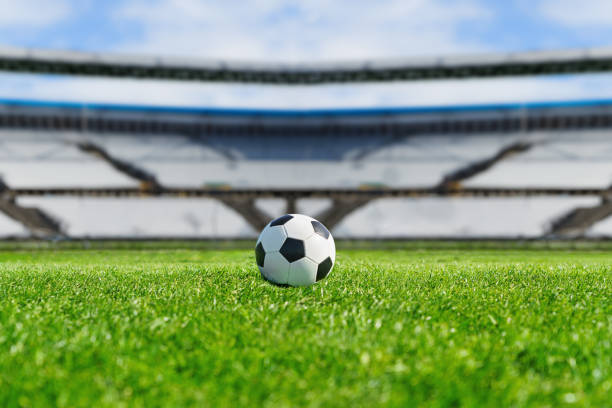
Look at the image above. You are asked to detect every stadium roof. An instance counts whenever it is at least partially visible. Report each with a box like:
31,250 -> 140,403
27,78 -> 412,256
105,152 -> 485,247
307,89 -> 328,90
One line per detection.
2,46 -> 612,84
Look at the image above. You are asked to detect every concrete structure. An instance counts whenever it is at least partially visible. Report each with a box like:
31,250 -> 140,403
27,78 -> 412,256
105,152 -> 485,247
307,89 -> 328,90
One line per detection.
2,46 -> 612,84
1,98 -> 612,238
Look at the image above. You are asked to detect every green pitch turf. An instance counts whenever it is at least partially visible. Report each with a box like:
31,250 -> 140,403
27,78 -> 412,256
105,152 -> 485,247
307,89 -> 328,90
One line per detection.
0,242 -> 610,407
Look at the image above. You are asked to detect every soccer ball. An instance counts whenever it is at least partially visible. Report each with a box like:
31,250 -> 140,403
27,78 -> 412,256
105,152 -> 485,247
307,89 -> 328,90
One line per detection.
255,214 -> 335,286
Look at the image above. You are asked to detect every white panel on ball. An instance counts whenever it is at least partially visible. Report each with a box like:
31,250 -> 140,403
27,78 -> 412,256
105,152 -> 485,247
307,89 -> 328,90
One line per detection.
288,258 -> 318,287
262,251 -> 291,285
304,234 -> 331,264
259,225 -> 288,252
283,215 -> 315,240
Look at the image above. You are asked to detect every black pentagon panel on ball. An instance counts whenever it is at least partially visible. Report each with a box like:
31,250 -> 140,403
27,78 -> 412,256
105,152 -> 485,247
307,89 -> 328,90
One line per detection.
311,220 -> 330,239
279,238 -> 305,263
255,242 -> 266,267
270,214 -> 294,226
316,257 -> 333,281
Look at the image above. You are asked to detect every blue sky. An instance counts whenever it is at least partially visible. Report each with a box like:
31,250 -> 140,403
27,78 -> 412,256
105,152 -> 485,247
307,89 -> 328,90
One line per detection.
1,0 -> 612,108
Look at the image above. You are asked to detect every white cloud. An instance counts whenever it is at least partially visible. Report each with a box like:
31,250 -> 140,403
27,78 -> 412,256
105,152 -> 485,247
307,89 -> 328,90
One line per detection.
539,0 -> 612,27
115,0 -> 491,61
0,0 -> 71,27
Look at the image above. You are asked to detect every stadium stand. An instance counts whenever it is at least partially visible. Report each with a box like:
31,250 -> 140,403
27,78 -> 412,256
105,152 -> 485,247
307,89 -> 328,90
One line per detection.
0,134 -> 137,188
1,98 -> 612,238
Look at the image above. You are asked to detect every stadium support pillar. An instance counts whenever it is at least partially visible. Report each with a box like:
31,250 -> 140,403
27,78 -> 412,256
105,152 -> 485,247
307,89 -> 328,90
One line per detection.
76,142 -> 162,192
548,197 -> 612,237
0,199 -> 63,237
0,183 -> 63,237
217,197 -> 271,232
316,197 -> 373,230
286,197 -> 297,214
437,141 -> 533,190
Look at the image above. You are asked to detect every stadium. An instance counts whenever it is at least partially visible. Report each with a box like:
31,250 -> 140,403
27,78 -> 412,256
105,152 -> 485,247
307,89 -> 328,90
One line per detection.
0,2 -> 610,407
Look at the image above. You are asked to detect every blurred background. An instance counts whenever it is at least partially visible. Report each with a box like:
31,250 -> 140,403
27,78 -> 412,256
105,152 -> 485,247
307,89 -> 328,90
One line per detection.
1,0 -> 612,239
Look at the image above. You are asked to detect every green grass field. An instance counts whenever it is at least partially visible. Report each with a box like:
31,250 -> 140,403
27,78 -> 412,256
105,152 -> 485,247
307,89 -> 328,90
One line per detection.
0,242 -> 610,407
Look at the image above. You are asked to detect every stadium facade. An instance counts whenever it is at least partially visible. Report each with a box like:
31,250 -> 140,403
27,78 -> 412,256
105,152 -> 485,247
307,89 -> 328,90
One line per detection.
1,98 -> 612,238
